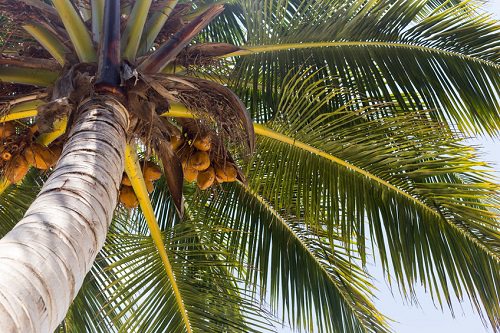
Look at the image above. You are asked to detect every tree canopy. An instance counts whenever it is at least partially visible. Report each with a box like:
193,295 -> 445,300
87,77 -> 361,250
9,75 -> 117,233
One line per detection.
0,0 -> 498,332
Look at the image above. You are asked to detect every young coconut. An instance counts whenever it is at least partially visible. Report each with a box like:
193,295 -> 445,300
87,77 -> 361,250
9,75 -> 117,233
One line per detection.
145,180 -> 154,193
119,186 -> 139,208
4,155 -> 29,183
193,135 -> 211,151
188,151 -> 210,171
215,164 -> 238,183
1,151 -> 12,161
47,144 -> 63,166
0,122 -> 15,139
121,173 -> 132,186
142,161 -> 162,181
183,166 -> 198,182
29,124 -> 38,134
24,143 -> 59,170
197,166 -> 215,190
170,135 -> 184,150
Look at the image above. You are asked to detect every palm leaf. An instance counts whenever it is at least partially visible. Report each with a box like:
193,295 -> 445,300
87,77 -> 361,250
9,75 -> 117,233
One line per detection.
101,196 -> 276,333
204,0 -> 500,134
239,69 -> 500,328
190,182 -> 390,333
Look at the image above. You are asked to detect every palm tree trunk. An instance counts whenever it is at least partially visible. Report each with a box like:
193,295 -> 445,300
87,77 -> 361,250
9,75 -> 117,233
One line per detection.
0,95 -> 129,332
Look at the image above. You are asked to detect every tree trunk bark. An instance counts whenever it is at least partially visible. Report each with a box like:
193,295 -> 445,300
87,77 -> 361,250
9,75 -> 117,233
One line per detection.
0,95 -> 129,332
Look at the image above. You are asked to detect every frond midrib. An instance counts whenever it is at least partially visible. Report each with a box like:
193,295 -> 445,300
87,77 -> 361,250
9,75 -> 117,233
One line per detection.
124,144 -> 193,333
223,41 -> 500,70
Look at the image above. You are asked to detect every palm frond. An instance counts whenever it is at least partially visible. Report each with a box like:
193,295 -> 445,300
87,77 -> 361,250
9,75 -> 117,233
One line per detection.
51,0 -> 96,62
189,182 -> 390,333
124,143 -> 192,332
101,207 -> 275,333
22,24 -> 69,65
121,0 -> 153,61
239,68 -> 500,327
205,0 -> 500,134
0,66 -> 59,86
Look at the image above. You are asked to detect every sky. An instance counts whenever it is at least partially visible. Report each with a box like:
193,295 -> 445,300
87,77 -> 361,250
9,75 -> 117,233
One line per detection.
278,1 -> 500,332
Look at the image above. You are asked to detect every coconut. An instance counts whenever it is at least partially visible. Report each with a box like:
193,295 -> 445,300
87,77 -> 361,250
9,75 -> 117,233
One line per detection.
4,155 -> 29,183
183,166 -> 198,182
45,144 -> 62,167
215,164 -> 238,182
197,167 -> 215,190
142,161 -> 162,181
145,180 -> 154,193
24,143 -> 59,170
188,151 -> 210,171
193,136 -> 211,151
171,135 -> 184,150
0,122 -> 15,139
1,151 -> 12,161
121,173 -> 132,186
119,186 -> 139,208
29,124 -> 38,134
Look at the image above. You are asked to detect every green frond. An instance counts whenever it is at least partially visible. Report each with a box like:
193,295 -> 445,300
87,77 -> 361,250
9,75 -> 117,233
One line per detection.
1,99 -> 44,122
91,0 -> 105,44
190,182 -> 390,333
0,66 -> 59,86
124,144 -> 192,333
121,0 -> 153,61
52,0 -> 96,62
0,171 -> 44,238
241,68 -> 500,327
207,0 -> 500,134
101,213 -> 275,333
138,0 -> 179,56
23,24 -> 69,65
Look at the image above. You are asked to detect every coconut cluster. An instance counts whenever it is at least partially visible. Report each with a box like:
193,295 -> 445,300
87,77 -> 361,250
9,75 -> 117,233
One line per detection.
119,161 -> 162,208
0,121 -> 62,183
118,131 -> 240,209
174,133 -> 238,190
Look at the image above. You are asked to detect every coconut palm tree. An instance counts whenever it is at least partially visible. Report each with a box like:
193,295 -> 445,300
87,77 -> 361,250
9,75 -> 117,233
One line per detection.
0,0 -> 498,332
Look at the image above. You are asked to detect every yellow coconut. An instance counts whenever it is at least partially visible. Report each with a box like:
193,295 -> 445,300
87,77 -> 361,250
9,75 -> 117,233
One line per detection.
193,136 -> 211,152
183,166 -> 198,182
145,180 -> 154,193
0,122 -> 15,139
170,135 -> 184,150
24,143 -> 59,170
1,151 -> 12,161
4,155 -> 29,183
197,166 -> 215,190
121,173 -> 132,186
142,161 -> 162,181
119,186 -> 139,208
44,144 -> 62,167
188,151 -> 210,171
29,124 -> 38,134
215,164 -> 238,183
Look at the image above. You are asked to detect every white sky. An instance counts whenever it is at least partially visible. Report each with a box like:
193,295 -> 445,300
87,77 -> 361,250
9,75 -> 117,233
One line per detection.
278,1 -> 500,332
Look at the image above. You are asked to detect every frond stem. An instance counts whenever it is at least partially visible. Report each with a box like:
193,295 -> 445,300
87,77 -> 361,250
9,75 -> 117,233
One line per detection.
224,42 -> 500,69
124,144 -> 193,333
